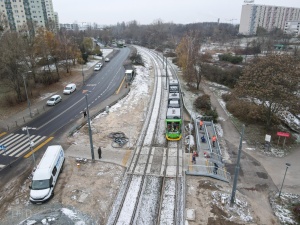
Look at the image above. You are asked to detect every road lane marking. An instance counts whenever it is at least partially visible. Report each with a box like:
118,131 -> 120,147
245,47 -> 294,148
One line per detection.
0,134 -> 24,148
0,134 -> 26,155
0,132 -> 7,137
116,77 -> 126,95
14,136 -> 46,157
0,133 -> 14,142
36,96 -> 85,130
24,137 -> 54,158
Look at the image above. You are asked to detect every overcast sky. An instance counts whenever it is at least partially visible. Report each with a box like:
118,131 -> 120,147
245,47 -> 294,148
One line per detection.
52,0 -> 300,26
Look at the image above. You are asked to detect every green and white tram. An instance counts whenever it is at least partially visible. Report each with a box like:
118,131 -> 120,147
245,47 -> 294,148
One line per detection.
165,108 -> 182,141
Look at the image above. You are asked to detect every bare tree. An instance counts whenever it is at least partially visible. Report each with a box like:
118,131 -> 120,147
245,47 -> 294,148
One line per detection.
234,54 -> 300,130
176,32 -> 201,89
0,32 -> 28,102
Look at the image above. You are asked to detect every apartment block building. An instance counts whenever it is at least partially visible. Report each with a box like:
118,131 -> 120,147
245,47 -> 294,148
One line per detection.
239,4 -> 300,35
0,0 -> 58,33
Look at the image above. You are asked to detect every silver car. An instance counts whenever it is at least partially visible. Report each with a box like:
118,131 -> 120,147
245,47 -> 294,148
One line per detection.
47,95 -> 62,106
94,63 -> 102,71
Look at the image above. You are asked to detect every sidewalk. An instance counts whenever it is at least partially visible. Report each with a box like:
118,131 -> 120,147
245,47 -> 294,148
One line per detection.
65,144 -> 132,168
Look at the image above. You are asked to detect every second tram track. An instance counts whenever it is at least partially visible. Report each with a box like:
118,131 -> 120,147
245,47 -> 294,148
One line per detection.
107,47 -> 184,225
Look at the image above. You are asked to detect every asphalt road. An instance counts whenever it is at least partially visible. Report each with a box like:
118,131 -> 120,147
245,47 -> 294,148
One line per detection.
0,47 -> 131,166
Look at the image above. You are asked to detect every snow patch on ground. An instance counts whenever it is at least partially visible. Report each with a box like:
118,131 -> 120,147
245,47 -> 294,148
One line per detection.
212,191 -> 253,223
271,192 -> 300,225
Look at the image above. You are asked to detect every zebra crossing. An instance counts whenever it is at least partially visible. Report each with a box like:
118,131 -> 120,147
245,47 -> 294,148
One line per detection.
0,133 -> 47,158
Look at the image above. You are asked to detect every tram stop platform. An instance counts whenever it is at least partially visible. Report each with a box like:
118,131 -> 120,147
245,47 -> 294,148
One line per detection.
185,119 -> 231,183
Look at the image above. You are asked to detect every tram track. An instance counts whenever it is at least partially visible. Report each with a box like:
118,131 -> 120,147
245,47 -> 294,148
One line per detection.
107,47 -> 184,225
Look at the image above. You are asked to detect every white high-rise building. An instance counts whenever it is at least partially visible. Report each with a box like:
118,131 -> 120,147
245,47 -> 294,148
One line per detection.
239,4 -> 300,35
0,0 -> 59,33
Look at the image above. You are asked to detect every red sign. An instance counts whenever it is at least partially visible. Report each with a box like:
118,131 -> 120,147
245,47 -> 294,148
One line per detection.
277,132 -> 290,138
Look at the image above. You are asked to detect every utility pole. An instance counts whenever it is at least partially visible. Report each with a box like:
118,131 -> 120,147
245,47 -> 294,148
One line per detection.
230,124 -> 245,207
82,63 -> 85,85
22,74 -> 32,118
85,94 -> 95,161
165,57 -> 168,89
279,163 -> 291,197
23,126 -> 36,168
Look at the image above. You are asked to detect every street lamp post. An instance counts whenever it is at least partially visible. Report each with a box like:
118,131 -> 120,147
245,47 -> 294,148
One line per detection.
279,163 -> 291,197
85,94 -> 95,160
82,63 -> 85,85
165,57 -> 168,89
23,126 -> 36,168
230,124 -> 245,207
22,74 -> 32,118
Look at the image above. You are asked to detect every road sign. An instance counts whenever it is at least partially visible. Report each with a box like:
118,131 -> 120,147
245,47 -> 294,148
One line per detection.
0,145 -> 7,151
277,132 -> 290,138
265,134 -> 271,142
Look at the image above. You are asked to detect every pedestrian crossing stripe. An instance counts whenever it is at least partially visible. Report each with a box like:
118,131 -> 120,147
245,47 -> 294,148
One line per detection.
24,136 -> 54,158
0,164 -> 5,168
0,133 -> 49,158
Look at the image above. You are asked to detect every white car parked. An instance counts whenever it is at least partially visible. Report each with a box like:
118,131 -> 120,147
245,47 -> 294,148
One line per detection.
47,95 -> 62,106
94,63 -> 102,71
63,83 -> 76,94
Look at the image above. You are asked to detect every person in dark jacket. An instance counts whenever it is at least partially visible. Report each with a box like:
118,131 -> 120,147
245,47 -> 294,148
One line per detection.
214,163 -> 218,174
98,147 -> 102,159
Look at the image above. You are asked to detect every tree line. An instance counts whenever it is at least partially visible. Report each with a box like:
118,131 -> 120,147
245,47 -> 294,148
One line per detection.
1,17 -> 300,132
0,27 -> 101,104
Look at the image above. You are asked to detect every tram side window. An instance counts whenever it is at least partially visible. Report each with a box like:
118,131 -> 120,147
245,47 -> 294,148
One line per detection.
170,86 -> 178,92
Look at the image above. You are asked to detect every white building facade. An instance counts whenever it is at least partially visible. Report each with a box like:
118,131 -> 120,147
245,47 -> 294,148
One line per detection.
0,0 -> 58,33
239,4 -> 300,35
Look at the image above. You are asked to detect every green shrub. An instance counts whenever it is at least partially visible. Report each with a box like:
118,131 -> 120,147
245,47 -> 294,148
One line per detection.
222,93 -> 235,102
218,53 -> 243,64
194,94 -> 211,111
203,109 -> 218,123
226,99 -> 264,123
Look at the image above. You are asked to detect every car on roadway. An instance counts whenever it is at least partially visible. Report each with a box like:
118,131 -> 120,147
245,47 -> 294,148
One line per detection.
94,63 -> 102,71
47,95 -> 62,106
63,83 -> 76,94
105,57 -> 110,62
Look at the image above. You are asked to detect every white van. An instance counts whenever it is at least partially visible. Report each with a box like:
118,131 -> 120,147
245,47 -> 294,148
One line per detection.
29,145 -> 65,204
63,83 -> 76,94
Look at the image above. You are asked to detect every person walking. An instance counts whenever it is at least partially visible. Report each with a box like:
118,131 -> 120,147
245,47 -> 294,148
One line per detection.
212,135 -> 217,147
192,151 -> 197,164
98,147 -> 102,159
199,120 -> 203,130
83,110 -> 87,118
214,163 -> 219,174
